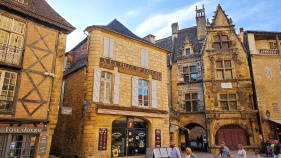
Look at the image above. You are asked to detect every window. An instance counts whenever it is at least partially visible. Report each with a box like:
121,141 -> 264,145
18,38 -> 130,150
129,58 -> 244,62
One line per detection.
216,60 -> 233,80
213,34 -> 229,50
0,15 -> 25,66
185,93 -> 198,112
269,42 -> 277,49
273,103 -> 279,113
140,49 -> 149,68
219,94 -> 237,110
103,37 -> 114,58
183,65 -> 197,82
185,48 -> 191,56
138,80 -> 149,106
0,70 -> 17,111
100,72 -> 112,103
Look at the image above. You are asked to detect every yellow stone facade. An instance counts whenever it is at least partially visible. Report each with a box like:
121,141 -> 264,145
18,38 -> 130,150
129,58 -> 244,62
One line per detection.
0,1 -> 74,158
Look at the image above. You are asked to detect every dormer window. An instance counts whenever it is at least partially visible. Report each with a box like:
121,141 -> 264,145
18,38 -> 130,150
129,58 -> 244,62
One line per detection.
186,48 -> 191,56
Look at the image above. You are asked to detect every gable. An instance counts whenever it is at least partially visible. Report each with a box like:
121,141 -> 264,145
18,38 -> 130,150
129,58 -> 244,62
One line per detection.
212,5 -> 231,27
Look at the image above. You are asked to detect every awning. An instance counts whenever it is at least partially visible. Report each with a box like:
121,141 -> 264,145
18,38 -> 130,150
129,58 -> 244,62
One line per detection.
268,118 -> 281,125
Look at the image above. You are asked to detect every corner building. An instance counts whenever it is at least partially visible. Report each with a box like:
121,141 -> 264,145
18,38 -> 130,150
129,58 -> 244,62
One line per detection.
202,5 -> 260,152
0,0 -> 74,157
51,19 -> 169,157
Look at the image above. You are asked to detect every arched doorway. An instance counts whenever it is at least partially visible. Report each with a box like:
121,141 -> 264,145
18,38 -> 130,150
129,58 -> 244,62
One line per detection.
180,123 -> 207,152
111,117 -> 148,157
215,125 -> 249,150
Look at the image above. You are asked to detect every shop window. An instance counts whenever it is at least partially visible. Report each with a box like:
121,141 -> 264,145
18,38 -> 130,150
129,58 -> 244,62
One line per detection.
185,93 -> 199,112
182,65 -> 197,82
138,80 -> 149,107
0,15 -> 26,66
213,34 -> 229,50
140,49 -> 149,68
100,72 -> 112,103
103,37 -> 114,59
215,60 -> 233,80
219,94 -> 237,110
0,70 -> 17,112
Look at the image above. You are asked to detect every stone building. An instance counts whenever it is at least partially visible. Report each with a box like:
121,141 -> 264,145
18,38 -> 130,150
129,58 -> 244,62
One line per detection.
0,0 -> 74,158
51,19 -> 170,157
156,5 -> 206,149
242,30 -> 281,143
202,4 -> 259,152
156,4 -> 260,152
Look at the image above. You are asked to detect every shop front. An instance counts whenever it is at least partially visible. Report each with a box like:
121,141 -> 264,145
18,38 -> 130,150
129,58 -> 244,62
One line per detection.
0,126 -> 46,158
111,117 -> 147,157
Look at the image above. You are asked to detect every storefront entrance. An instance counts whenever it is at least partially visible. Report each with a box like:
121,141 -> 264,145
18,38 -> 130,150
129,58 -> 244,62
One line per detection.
111,117 -> 147,157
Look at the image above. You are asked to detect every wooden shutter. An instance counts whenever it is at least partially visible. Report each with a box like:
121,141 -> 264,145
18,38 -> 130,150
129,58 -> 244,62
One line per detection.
0,30 -> 9,44
132,76 -> 138,106
151,81 -> 157,108
9,33 -> 24,48
109,38 -> 114,59
113,73 -> 120,104
140,49 -> 145,67
144,49 -> 149,68
103,37 -> 110,57
12,20 -> 26,34
93,68 -> 101,102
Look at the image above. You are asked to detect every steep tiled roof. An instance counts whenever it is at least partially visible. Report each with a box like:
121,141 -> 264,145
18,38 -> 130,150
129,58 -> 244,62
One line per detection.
0,0 -> 75,33
156,26 -> 204,62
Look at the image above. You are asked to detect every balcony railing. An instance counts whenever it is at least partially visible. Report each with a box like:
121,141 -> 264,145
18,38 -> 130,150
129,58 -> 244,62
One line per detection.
0,99 -> 13,111
0,43 -> 23,67
258,49 -> 279,55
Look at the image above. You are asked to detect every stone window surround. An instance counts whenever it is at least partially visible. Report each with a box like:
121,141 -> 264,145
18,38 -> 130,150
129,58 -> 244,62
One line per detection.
215,59 -> 234,80
183,92 -> 199,112
182,46 -> 193,56
212,33 -> 230,50
182,64 -> 198,83
218,93 -> 238,110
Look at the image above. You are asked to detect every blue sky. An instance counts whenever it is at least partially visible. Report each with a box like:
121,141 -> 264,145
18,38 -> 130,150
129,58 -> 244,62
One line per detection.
46,0 -> 281,52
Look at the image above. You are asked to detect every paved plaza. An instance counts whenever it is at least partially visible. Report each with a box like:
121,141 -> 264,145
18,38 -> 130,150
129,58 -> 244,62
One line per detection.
184,151 -> 269,158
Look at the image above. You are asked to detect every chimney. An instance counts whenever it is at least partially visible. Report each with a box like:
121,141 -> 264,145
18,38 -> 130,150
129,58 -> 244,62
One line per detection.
144,34 -> 156,44
238,27 -> 244,42
196,4 -> 206,40
171,22 -> 179,40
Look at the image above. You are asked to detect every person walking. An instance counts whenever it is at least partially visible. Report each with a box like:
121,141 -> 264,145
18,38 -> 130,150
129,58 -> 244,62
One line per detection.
273,140 -> 281,158
170,143 -> 181,158
185,147 -> 197,158
216,142 -> 231,158
237,144 -> 246,158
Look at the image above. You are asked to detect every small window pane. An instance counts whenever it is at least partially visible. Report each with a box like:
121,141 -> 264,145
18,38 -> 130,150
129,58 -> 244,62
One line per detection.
216,70 -> 223,80
220,94 -> 227,100
224,61 -> 231,68
229,94 -> 236,100
144,101 -> 148,106
221,35 -> 228,41
106,73 -> 111,79
216,61 -> 223,68
186,48 -> 190,55
190,73 -> 197,82
193,101 -> 198,112
185,94 -> 190,100
143,81 -> 148,86
222,42 -> 229,49
213,36 -> 220,42
184,74 -> 189,83
225,70 -> 232,79
190,66 -> 196,72
192,93 -> 198,99
183,67 -> 189,73
221,101 -> 229,110
138,80 -> 142,86
186,102 -> 191,112
101,72 -> 105,78
229,101 -> 237,110
214,43 -> 221,50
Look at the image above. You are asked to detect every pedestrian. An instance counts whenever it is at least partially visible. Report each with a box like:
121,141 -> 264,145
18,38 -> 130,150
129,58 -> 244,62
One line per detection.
216,142 -> 231,158
264,140 -> 272,156
185,147 -> 197,158
200,135 -> 203,149
237,144 -> 246,158
170,142 -> 182,158
273,140 -> 281,158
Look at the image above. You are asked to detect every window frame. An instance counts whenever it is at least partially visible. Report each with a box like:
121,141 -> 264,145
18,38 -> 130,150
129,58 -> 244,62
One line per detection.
99,71 -> 112,103
182,65 -> 197,83
184,92 -> 199,112
213,34 -> 230,50
0,69 -> 18,113
138,79 -> 149,107
215,60 -> 233,80
219,93 -> 238,110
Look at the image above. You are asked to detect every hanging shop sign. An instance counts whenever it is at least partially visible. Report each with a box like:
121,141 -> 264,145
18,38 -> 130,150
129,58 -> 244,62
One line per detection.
127,117 -> 134,129
38,135 -> 48,157
99,57 -> 162,81
0,127 -> 43,133
155,129 -> 161,147
98,128 -> 107,151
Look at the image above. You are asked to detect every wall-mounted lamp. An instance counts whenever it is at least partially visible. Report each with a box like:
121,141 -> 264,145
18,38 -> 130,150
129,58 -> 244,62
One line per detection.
83,100 -> 90,111
266,110 -> 270,119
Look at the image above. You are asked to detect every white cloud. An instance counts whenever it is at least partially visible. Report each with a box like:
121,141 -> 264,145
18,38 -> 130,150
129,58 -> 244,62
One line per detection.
135,0 -> 209,39
124,10 -> 141,18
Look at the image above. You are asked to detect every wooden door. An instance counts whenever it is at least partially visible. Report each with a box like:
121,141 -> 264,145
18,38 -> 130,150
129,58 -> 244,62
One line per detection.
216,128 -> 248,150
